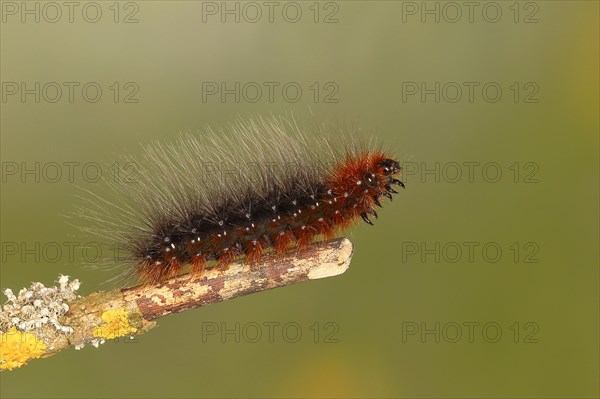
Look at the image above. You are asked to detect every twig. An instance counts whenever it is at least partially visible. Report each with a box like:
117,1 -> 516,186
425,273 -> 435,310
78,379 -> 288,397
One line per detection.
0,238 -> 353,371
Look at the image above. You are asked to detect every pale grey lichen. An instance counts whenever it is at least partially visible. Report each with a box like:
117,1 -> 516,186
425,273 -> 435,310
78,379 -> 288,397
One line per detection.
0,275 -> 80,334
74,337 -> 105,351
90,338 -> 106,348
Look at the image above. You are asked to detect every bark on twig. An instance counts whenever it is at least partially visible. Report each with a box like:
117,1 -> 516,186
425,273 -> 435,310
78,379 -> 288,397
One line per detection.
0,238 -> 353,371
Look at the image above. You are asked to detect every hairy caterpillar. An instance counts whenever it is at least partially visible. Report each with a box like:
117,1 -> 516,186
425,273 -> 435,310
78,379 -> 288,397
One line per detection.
79,116 -> 404,285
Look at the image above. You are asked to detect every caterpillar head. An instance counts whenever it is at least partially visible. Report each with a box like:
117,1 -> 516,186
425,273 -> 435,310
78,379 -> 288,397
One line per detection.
378,159 -> 401,176
353,156 -> 404,226
362,158 -> 402,189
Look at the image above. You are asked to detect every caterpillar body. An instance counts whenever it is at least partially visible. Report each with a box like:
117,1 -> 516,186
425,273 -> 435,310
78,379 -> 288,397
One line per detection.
80,116 -> 404,284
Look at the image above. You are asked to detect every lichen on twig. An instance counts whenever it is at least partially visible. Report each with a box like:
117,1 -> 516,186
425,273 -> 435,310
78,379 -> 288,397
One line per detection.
0,238 -> 353,371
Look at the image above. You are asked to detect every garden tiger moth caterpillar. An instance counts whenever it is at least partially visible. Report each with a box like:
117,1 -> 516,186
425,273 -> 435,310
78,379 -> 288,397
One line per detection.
78,115 -> 404,285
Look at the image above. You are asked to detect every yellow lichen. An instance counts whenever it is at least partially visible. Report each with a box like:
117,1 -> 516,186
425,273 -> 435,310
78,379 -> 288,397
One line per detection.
93,309 -> 137,339
0,327 -> 47,371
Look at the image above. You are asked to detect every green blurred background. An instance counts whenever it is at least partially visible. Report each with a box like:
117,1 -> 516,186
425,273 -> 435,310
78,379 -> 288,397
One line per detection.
1,1 -> 598,398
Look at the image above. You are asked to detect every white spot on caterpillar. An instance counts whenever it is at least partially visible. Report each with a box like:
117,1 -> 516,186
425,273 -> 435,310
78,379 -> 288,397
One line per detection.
356,180 -> 362,185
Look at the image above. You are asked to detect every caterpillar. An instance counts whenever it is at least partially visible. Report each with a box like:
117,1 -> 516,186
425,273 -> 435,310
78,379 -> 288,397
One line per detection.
79,115 -> 404,285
